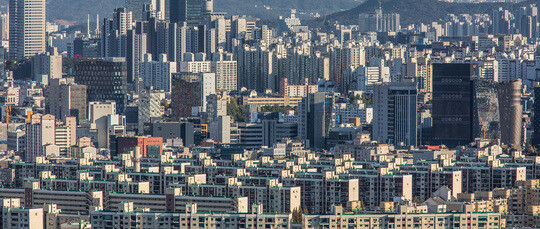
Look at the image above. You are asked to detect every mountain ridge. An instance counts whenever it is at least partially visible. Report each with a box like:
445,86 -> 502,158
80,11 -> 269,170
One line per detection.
321,0 -> 537,26
0,0 -> 363,23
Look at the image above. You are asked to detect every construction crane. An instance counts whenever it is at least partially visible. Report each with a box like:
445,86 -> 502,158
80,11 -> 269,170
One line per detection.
318,11 -> 328,31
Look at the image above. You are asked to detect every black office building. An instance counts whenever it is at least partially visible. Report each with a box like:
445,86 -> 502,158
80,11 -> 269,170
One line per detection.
432,63 -> 476,147
73,58 -> 128,114
533,85 -> 540,146
170,0 -> 213,25
73,37 -> 101,59
145,121 -> 195,147
298,92 -> 334,149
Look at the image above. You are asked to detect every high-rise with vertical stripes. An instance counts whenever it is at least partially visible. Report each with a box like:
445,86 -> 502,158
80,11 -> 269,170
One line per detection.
9,0 -> 46,58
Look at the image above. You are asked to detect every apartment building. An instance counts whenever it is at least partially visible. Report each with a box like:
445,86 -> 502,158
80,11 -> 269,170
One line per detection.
303,205 -> 506,229
1,199 -> 44,229
91,203 -> 292,229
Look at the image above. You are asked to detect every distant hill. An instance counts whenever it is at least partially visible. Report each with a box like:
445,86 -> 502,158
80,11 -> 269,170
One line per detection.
0,0 -> 123,23
46,0 -> 124,23
321,0 -> 537,26
0,0 -> 363,23
214,0 -> 363,19
6,0 -> 532,26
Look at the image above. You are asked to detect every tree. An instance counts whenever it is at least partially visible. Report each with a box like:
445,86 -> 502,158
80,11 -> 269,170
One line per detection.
6,58 -> 32,80
361,93 -> 372,105
62,57 -> 76,74
412,197 -> 424,204
261,105 -> 287,113
292,208 -> 302,223
302,206 -> 309,215
227,97 -> 246,122
161,100 -> 171,109
349,94 -> 362,104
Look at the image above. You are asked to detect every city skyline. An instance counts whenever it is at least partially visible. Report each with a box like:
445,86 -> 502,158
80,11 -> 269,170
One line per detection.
0,0 -> 539,228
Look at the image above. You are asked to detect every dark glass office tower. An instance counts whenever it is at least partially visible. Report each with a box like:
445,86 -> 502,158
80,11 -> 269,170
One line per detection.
171,73 -> 201,120
298,92 -> 334,149
432,63 -> 475,147
73,58 -> 128,114
533,84 -> 540,146
497,80 -> 522,148
169,0 -> 213,25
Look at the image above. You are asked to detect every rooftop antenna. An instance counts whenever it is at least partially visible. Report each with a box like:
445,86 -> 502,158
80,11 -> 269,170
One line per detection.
96,14 -> 100,34
87,14 -> 90,37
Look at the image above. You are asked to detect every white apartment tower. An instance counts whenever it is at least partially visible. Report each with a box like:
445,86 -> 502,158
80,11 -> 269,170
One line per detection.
373,82 -> 418,146
212,52 -> 237,92
0,13 -> 9,41
9,0 -> 46,58
138,91 -> 163,134
88,101 -> 116,149
179,52 -> 211,73
25,114 -> 55,162
200,73 -> 216,113
31,51 -> 63,82
140,53 -> 177,92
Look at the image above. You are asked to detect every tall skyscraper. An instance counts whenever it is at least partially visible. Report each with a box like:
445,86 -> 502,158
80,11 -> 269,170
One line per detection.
169,0 -> 213,25
171,73 -> 201,119
102,8 -> 133,58
470,78 -> 522,148
73,58 -> 128,114
298,92 -> 333,149
433,74 -> 522,148
48,78 -> 88,121
432,63 -> 475,147
127,21 -> 148,84
170,72 -> 214,119
152,0 -> 166,20
497,79 -> 522,148
373,82 -> 418,146
358,7 -> 400,33
532,83 -> 540,146
88,101 -> 117,149
516,5 -> 538,39
25,114 -> 55,162
331,44 -> 366,93
199,72 -> 216,113
138,90 -> 163,134
472,79 -> 500,142
73,37 -> 101,59
125,0 -> 150,21
0,13 -> 9,41
492,7 -> 512,35
205,92 -> 227,124
31,51 -> 63,83
9,0 -> 46,58
140,53 -> 177,92
236,44 -> 274,93
211,52 -> 237,92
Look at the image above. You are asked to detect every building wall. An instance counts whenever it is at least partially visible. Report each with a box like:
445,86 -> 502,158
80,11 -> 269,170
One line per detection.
9,0 -> 46,58
116,136 -> 163,157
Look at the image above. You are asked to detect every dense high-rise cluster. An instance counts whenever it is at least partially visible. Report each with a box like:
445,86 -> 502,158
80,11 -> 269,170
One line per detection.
0,0 -> 540,228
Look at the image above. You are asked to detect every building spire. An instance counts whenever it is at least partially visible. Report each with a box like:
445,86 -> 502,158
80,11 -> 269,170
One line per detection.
87,14 -> 90,37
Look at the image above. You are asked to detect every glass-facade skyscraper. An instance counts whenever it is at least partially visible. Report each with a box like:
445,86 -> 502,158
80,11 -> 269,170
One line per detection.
73,58 -> 129,114
432,63 -> 475,147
